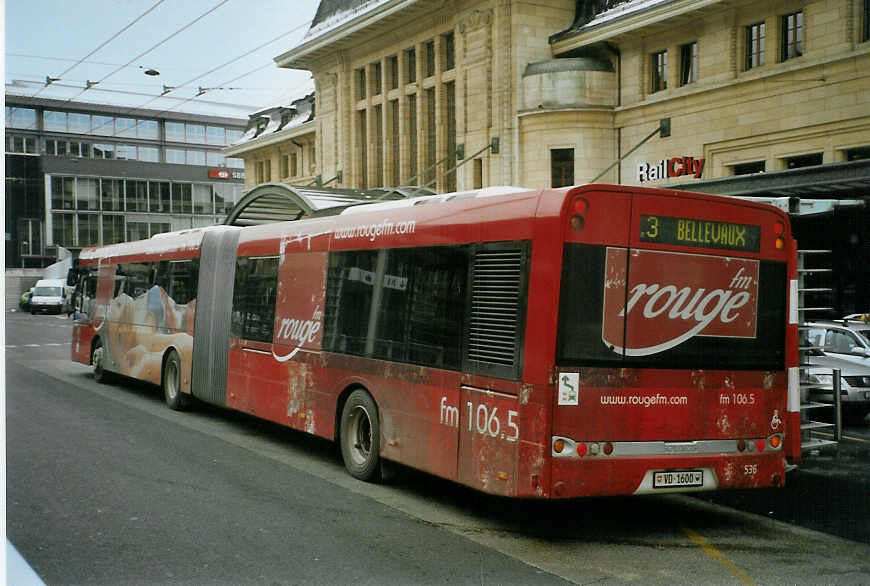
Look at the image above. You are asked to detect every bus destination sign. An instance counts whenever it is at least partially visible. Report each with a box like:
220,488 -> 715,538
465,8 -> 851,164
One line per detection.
639,215 -> 760,252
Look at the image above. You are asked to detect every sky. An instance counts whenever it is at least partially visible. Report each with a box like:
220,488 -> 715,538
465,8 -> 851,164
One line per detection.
4,0 -> 322,120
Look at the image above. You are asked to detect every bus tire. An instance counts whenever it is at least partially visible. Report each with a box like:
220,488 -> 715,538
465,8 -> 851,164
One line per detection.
340,389 -> 381,482
162,349 -> 190,411
92,340 -> 112,384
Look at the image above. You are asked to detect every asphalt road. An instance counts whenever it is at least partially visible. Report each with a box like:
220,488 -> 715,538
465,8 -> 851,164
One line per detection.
6,311 -> 870,585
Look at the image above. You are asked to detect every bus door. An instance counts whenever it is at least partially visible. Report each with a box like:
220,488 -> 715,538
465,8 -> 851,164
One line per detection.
457,242 -> 530,496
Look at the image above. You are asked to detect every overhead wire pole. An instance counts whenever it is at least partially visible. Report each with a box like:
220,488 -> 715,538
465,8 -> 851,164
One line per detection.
589,118 -> 671,184
423,140 -> 498,190
30,0 -> 167,99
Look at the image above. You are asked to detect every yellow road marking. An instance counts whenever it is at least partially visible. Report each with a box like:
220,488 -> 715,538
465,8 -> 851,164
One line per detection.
683,527 -> 756,586
812,431 -> 870,444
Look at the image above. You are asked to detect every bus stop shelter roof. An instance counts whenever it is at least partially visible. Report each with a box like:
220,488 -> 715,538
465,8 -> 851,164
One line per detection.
223,183 -> 430,227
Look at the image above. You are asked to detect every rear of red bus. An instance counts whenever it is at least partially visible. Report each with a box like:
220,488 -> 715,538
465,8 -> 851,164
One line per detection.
548,185 -> 793,497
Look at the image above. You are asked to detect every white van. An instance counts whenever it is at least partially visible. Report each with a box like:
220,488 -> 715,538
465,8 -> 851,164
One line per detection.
29,278 -> 70,315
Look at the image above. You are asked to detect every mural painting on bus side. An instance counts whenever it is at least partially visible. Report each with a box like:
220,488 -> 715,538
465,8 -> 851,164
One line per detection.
101,284 -> 195,386
602,247 -> 759,356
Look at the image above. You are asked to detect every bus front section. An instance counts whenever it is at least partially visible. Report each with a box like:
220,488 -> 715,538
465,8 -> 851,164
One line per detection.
550,186 -> 793,498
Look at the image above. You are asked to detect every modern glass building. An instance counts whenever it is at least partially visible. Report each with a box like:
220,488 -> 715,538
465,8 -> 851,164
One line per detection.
5,96 -> 248,268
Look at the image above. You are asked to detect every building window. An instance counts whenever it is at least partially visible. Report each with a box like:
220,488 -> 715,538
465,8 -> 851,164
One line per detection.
101,179 -> 123,211
358,110 -> 368,189
193,184 -> 213,214
290,153 -> 298,176
206,126 -> 226,145
781,11 -> 803,61
425,40 -> 436,77
18,219 -> 42,257
92,115 -> 114,136
186,150 -> 206,166
732,161 -> 766,175
77,214 -> 100,247
424,88 -> 436,186
126,221 -> 149,242
76,177 -> 99,210
373,62 -> 382,95
149,182 -> 171,213
390,100 -> 400,186
52,213 -> 74,247
783,152 -> 822,169
127,180 -> 148,212
746,22 -> 766,69
8,135 -> 37,153
6,107 -> 37,129
864,0 -> 870,42
173,183 -> 192,214
166,121 -> 186,142
44,111 -> 67,132
115,118 -> 137,137
138,120 -> 159,139
93,143 -> 115,159
407,94 -> 417,181
139,146 -> 159,162
374,105 -> 384,187
102,215 -> 124,245
166,148 -> 186,164
651,51 -> 667,93
551,149 -> 574,188
445,82 -> 456,193
68,113 -> 91,133
405,47 -> 416,83
442,32 -> 455,71
116,144 -> 137,160
389,55 -> 399,89
680,42 -> 698,85
357,68 -> 366,100
280,154 -> 289,178
51,176 -> 75,210
844,146 -> 870,161
186,124 -> 206,144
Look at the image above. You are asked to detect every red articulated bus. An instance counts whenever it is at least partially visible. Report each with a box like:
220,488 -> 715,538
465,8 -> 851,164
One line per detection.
70,184 -> 799,498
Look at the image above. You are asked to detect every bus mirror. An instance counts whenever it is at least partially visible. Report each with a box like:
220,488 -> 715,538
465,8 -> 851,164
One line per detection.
67,268 -> 78,286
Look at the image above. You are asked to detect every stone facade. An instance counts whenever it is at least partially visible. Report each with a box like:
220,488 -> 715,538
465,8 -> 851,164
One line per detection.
232,0 -> 870,195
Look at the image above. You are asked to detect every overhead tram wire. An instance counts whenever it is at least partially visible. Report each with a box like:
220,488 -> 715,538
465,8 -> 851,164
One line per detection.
83,18 -> 313,134
30,0 -> 167,99
63,0 -> 232,105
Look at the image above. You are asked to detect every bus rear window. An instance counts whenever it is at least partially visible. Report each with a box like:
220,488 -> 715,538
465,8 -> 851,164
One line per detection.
556,243 -> 786,370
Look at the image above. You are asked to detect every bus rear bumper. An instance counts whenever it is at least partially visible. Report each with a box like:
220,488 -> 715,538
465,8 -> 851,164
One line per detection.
549,452 -> 786,498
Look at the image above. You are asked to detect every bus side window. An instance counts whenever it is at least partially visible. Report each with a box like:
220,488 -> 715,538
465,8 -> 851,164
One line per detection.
323,246 -> 468,370
231,256 -> 279,342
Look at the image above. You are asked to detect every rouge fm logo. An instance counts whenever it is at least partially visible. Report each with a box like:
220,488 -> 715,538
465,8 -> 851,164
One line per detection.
602,248 -> 758,356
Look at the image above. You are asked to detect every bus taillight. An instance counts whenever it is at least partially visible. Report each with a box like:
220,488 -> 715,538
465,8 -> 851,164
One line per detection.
769,435 -> 782,449
774,220 -> 786,250
569,198 -> 589,232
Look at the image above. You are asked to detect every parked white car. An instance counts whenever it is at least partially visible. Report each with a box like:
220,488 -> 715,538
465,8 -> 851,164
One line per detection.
802,322 -> 870,424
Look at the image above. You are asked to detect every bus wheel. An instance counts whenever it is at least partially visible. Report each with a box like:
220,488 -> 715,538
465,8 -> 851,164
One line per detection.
162,350 -> 190,411
92,341 -> 111,384
340,389 -> 381,482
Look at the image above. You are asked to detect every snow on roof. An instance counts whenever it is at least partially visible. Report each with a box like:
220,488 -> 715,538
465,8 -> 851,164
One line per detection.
580,0 -> 674,29
302,0 -> 392,44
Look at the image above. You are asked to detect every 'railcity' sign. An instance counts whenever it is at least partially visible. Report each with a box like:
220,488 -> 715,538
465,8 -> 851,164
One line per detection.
638,156 -> 705,182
